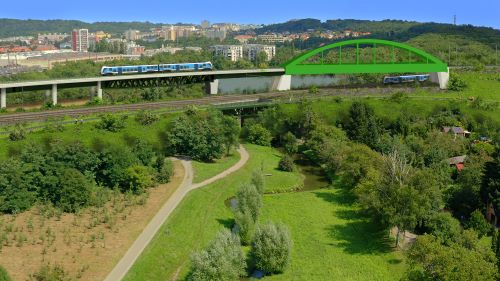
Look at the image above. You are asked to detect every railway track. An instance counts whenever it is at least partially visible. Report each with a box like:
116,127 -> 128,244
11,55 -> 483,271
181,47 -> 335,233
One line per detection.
0,86 -> 440,126
0,91 -> 304,125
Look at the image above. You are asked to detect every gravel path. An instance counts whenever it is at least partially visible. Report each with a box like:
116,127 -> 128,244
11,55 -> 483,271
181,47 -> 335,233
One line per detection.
104,145 -> 249,281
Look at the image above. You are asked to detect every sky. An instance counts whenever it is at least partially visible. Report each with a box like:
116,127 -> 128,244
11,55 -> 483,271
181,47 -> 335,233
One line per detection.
1,0 -> 499,29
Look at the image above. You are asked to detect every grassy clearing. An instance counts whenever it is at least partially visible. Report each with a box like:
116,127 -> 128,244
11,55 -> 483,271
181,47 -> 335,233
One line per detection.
192,150 -> 241,184
124,144 -> 404,280
260,189 -> 405,281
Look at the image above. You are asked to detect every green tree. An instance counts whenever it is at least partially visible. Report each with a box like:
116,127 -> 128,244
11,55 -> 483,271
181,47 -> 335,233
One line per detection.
278,155 -> 295,172
131,139 -> 155,166
235,183 -> 262,222
448,74 -> 468,91
221,115 -> 241,156
356,150 -> 441,247
0,159 -> 37,214
165,110 -> 227,162
234,209 -> 255,245
251,223 -> 292,274
124,165 -> 154,194
404,234 -> 497,281
155,157 -> 174,184
465,209 -> 492,238
189,230 -> 246,281
246,124 -> 272,146
343,102 -> 381,149
55,168 -> 92,212
251,169 -> 265,194
282,131 -> 298,155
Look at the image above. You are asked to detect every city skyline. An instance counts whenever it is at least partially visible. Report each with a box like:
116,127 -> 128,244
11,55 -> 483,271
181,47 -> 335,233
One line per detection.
1,0 -> 499,29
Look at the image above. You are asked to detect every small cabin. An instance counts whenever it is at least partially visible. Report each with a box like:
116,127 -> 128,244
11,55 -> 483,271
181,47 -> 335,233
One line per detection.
442,126 -> 471,137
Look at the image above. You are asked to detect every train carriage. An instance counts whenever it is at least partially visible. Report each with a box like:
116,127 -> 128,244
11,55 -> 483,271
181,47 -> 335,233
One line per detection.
101,62 -> 213,75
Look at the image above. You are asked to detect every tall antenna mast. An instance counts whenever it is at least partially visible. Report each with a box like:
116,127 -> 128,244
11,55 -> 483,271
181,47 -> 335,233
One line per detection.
453,15 -> 457,25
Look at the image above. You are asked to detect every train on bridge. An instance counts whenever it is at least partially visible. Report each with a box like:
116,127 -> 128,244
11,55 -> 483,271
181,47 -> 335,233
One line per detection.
100,61 -> 213,75
383,74 -> 430,84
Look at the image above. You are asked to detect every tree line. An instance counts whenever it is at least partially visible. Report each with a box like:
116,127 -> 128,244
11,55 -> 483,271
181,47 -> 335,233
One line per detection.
239,98 -> 500,280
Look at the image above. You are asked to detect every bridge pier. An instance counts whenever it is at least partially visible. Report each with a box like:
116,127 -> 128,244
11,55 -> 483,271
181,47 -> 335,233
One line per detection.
97,81 -> 103,99
271,75 -> 292,91
205,79 -> 219,95
1,88 -> 6,109
51,84 -> 58,105
430,67 -> 450,90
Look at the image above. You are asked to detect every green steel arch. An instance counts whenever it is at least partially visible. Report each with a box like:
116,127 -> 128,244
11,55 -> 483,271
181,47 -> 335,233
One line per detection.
284,39 -> 448,75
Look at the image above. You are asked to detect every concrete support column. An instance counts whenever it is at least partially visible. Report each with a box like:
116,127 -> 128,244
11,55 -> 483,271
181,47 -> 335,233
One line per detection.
1,88 -> 6,109
97,81 -> 103,99
430,67 -> 450,90
205,79 -> 219,95
51,84 -> 58,105
271,75 -> 292,91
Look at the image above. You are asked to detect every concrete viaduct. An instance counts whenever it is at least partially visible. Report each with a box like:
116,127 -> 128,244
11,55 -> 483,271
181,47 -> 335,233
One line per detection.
0,69 -> 292,109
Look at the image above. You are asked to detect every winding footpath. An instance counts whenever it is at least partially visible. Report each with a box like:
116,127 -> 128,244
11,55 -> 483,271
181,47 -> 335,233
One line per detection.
104,145 -> 249,281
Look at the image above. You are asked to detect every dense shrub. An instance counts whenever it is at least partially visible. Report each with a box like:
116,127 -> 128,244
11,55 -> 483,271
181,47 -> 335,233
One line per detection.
246,124 -> 272,146
278,155 -> 295,172
251,223 -> 292,274
124,165 -> 154,194
189,230 -> 246,281
8,124 -> 27,141
135,110 -> 160,125
95,114 -> 127,132
448,74 -> 468,91
155,157 -> 174,184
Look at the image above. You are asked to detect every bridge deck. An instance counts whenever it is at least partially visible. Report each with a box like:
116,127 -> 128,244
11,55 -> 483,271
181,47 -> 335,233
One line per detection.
0,68 -> 285,90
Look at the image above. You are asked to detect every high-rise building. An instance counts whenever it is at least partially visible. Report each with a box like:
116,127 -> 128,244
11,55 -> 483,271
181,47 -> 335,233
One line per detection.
243,44 -> 275,61
124,29 -> 141,41
71,29 -> 89,52
212,45 -> 243,61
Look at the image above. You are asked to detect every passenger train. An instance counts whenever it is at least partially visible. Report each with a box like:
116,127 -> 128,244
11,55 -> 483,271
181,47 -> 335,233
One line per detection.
100,62 -> 213,75
383,74 -> 430,84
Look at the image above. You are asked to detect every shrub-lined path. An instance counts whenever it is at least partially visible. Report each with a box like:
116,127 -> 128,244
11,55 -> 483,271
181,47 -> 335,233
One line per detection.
104,145 -> 249,281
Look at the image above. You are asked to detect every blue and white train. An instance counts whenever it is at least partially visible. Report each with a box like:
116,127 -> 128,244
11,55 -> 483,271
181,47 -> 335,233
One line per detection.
383,74 -> 430,84
100,62 -> 213,75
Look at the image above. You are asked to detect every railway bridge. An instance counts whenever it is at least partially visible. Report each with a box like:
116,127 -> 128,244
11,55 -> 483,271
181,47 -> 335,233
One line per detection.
0,39 -> 449,109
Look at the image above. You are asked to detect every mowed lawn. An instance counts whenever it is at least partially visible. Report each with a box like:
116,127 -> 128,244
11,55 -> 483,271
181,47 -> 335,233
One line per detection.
191,150 -> 241,184
260,189 -> 405,281
124,144 -> 405,281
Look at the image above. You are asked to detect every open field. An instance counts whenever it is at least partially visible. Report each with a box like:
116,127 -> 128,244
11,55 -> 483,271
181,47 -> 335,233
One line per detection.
124,144 -> 405,280
0,160 -> 185,281
260,189 -> 405,281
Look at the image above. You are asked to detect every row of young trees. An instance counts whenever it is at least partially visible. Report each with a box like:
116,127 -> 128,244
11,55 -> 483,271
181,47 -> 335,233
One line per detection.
189,171 -> 292,280
241,98 -> 499,280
